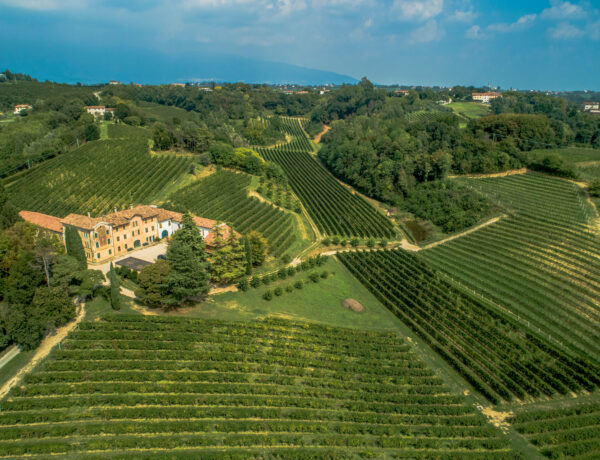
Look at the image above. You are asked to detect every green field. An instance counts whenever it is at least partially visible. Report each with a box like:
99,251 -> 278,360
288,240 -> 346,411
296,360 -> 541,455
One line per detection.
421,173 -> 600,364
528,147 -> 600,165
6,139 -> 192,217
165,169 -> 304,257
448,102 -> 491,120
257,118 -> 396,238
136,101 -> 201,124
192,257 -> 400,330
338,249 -> 600,404
107,123 -> 151,140
510,399 -> 600,458
0,315 -> 513,458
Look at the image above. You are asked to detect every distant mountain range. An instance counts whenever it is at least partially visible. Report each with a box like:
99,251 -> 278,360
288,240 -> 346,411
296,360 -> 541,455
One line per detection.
3,45 -> 357,86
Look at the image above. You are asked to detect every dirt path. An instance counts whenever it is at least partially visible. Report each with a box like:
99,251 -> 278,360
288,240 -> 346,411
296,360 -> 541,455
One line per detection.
0,304 -> 86,400
314,124 -> 330,143
120,287 -> 136,298
448,168 -> 528,179
0,346 -> 19,370
421,215 -> 506,250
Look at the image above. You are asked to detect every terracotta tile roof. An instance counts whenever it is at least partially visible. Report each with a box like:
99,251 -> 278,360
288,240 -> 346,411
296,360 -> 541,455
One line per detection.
193,216 -> 218,229
61,213 -> 102,230
85,106 -> 106,109
19,210 -> 63,233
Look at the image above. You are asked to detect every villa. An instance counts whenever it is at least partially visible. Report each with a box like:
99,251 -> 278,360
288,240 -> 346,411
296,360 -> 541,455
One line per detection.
472,92 -> 502,104
14,104 -> 32,114
19,205 -> 238,264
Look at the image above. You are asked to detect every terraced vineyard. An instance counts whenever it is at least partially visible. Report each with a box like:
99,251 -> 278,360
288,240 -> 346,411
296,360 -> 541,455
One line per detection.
165,170 -> 298,256
421,173 -> 600,362
7,139 -> 191,217
0,315 -> 513,458
257,118 -> 396,238
510,401 -> 600,458
338,249 -> 600,404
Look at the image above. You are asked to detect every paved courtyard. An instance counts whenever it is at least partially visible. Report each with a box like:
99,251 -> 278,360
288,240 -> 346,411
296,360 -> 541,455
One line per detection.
92,241 -> 168,275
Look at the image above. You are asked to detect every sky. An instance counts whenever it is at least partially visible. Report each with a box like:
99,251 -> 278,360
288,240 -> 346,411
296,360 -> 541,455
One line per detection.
1,0 -> 599,89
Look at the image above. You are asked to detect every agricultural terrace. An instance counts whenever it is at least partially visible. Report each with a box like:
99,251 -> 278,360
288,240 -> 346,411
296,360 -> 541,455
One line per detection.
0,315 -> 513,459
107,123 -> 151,140
165,170 -> 299,257
421,173 -> 600,363
528,147 -> 600,165
338,249 -> 600,404
509,400 -> 600,458
257,118 -> 396,238
6,139 -> 191,217
447,102 -> 491,120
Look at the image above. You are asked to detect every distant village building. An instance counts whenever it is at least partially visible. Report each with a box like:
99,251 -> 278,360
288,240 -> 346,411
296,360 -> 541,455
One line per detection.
14,104 -> 32,114
108,80 -> 121,85
472,92 -> 502,104
20,205 -> 240,264
582,102 -> 600,114
394,90 -> 410,96
85,106 -> 115,118
170,83 -> 186,87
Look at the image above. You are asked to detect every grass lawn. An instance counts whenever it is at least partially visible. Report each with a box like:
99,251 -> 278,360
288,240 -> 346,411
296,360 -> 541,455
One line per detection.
0,349 -> 34,389
529,147 -> 600,164
84,296 -> 140,322
448,102 -> 491,119
179,257 -> 400,331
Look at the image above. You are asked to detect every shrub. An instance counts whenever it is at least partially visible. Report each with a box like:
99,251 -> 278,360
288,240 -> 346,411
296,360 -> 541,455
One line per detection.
322,237 -> 331,246
309,272 -> 320,283
331,235 -> 340,245
281,254 -> 291,264
340,239 -> 347,247
350,237 -> 360,247
274,287 -> 283,296
269,274 -> 278,282
285,284 -> 294,293
250,276 -> 261,288
367,237 -> 376,248
379,238 -> 388,248
278,268 -> 287,280
287,266 -> 295,277
294,280 -> 304,290
263,290 -> 273,301
262,277 -> 271,286
320,270 -> 329,279
237,278 -> 249,292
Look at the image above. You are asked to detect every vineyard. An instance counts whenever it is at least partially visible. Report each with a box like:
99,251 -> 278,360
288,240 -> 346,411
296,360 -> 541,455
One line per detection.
257,118 -> 396,238
338,249 -> 600,404
6,139 -> 191,217
421,173 -> 600,362
107,123 -> 151,140
0,315 -> 513,458
165,170 -> 298,257
509,401 -> 600,458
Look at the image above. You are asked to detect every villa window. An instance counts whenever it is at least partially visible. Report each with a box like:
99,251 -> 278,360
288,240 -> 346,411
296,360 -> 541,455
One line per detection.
117,236 -> 120,242
94,232 -> 98,238
108,249 -> 111,255
97,253 -> 100,259
118,246 -> 120,252
151,226 -> 154,231
107,238 -> 110,244
125,244 -> 127,249
106,230 -> 109,235
95,242 -> 99,248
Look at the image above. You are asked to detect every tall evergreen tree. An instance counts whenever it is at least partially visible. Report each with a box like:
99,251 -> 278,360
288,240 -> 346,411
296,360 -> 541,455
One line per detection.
247,231 -> 268,266
244,236 -> 252,276
0,183 -> 17,231
209,228 -> 245,285
165,213 -> 209,305
108,262 -> 121,311
64,226 -> 87,269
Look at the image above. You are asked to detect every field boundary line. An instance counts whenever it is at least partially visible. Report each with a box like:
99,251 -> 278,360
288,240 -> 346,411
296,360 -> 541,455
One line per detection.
419,215 -> 507,251
0,304 -> 85,401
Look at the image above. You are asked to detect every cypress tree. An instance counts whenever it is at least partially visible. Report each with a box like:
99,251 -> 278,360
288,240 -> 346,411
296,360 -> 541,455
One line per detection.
108,263 -> 121,311
64,226 -> 87,269
244,236 -> 252,276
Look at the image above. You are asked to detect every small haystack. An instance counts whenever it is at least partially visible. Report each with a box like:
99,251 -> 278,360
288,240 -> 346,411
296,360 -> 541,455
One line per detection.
342,298 -> 364,313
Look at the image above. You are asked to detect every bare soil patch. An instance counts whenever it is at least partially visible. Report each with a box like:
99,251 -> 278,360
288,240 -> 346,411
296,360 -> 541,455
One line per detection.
342,298 -> 364,313
314,124 -> 331,143
479,406 -> 514,433
448,168 -> 527,179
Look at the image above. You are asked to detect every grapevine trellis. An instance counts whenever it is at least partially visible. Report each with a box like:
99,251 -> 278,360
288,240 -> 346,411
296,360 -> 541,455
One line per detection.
7,139 -> 191,217
0,315 -> 513,457
338,248 -> 600,404
165,170 -> 297,257
257,118 -> 396,239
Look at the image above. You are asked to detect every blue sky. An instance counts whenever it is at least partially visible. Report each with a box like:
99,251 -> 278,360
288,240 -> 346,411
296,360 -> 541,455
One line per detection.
1,0 -> 599,89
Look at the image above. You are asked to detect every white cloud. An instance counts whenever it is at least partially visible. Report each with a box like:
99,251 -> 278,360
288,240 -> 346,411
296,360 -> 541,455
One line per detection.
488,14 -> 536,33
394,0 -> 443,22
465,24 -> 485,39
0,0 -> 84,10
541,1 -> 585,20
588,20 -> 600,40
410,19 -> 444,43
549,22 -> 584,39
448,10 -> 476,23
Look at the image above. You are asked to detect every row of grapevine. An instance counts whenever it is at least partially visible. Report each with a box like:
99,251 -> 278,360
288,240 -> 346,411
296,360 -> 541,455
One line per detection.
338,249 -> 600,404
165,170 -> 297,256
510,401 -> 600,458
257,118 -> 396,238
422,173 -> 600,362
0,315 -> 513,458
7,139 -> 190,217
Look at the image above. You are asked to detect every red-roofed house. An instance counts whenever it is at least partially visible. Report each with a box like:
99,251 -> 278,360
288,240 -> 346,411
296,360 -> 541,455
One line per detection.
19,210 -> 63,235
14,104 -> 32,115
472,92 -> 501,103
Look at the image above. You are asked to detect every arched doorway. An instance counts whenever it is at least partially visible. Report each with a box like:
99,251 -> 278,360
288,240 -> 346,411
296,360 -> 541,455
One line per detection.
161,230 -> 168,238
133,240 -> 141,248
